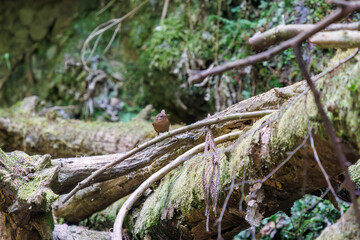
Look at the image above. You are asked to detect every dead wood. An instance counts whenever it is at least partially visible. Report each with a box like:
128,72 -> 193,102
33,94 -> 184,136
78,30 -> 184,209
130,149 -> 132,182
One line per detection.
249,23 -> 360,51
0,149 -> 57,240
309,30 -> 360,48
189,2 -> 360,84
0,50 -> 359,239
0,101 -> 154,158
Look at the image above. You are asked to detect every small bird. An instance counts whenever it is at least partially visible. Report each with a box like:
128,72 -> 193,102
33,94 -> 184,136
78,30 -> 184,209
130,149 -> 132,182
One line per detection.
152,109 -> 170,135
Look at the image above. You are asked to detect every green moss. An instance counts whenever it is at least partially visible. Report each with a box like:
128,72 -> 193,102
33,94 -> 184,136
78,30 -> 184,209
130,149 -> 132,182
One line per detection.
43,210 -> 55,230
132,50 -> 360,238
133,143 -> 251,237
349,159 -> 360,188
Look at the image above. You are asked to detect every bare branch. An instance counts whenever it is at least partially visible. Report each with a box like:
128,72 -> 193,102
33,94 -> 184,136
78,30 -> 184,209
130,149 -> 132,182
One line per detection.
62,110 -> 276,203
216,169 -> 235,240
293,40 -> 360,222
309,30 -> 360,48
188,2 -> 360,84
104,23 -> 122,54
96,0 -> 115,16
249,23 -> 360,51
304,95 -> 341,205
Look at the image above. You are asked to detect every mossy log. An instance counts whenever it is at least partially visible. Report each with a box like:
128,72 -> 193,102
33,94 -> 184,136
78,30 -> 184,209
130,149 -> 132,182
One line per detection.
52,82 -> 306,222
0,97 -> 155,158
0,149 -> 57,240
125,52 -> 360,239
1,51 -> 360,239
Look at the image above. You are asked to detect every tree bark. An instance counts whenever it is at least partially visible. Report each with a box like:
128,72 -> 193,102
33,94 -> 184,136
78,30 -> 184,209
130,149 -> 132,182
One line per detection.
0,100 -> 154,158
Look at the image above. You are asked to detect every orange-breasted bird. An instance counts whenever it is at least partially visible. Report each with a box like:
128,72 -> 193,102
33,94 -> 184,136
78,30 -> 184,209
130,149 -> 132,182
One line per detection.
152,109 -> 170,135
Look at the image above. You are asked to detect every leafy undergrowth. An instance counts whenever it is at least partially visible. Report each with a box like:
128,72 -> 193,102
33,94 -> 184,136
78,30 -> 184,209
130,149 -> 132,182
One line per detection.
234,194 -> 349,240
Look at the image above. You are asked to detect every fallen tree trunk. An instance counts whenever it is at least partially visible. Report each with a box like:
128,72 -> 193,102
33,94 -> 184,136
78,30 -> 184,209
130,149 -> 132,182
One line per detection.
51,50 -> 356,223
1,51 -> 359,239
120,52 -> 360,239
52,83 -> 306,222
0,99 -> 154,158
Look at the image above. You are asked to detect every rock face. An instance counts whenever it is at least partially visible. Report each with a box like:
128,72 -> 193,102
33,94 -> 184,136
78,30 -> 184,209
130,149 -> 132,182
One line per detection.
0,0 -> 79,107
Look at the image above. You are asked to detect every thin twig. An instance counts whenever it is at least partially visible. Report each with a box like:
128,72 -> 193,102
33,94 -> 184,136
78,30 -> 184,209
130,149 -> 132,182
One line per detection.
227,133 -> 310,190
88,34 -> 102,62
62,110 -> 276,203
104,23 -> 122,54
160,0 -> 170,24
219,134 -> 309,240
304,94 -> 341,205
96,0 -> 115,16
260,134 -> 309,184
113,131 -> 243,240
214,0 -> 222,65
216,169 -> 235,240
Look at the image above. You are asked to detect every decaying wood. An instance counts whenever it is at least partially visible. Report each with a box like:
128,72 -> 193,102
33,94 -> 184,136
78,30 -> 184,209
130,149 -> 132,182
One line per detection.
113,131 -> 243,239
249,23 -> 360,51
309,30 -> 360,48
53,48 -> 358,227
189,2 -> 360,84
0,150 -> 57,240
61,110 -> 276,204
0,102 -> 154,158
1,50 -> 359,239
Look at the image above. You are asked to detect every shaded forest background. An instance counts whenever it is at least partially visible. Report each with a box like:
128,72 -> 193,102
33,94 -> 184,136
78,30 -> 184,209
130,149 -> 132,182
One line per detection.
0,0 -> 346,124
1,0 -> 360,240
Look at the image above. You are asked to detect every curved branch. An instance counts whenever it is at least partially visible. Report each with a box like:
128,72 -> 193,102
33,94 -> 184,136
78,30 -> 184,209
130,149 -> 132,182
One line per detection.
294,42 -> 360,224
113,130 -> 243,240
62,110 -> 276,203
